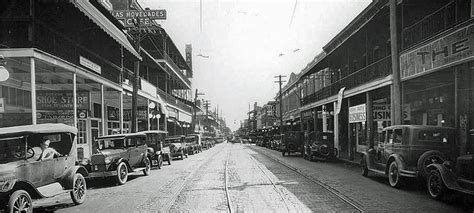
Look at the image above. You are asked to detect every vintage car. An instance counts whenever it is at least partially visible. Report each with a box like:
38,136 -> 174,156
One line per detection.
86,133 -> 150,185
304,132 -> 337,161
202,137 -> 215,149
0,124 -> 88,212
185,134 -> 203,155
141,130 -> 172,168
426,154 -> 474,201
360,125 -> 457,188
281,131 -> 304,156
165,135 -> 188,160
271,135 -> 283,151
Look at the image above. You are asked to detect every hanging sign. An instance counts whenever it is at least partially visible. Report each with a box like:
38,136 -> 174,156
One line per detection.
111,10 -> 166,28
335,87 -> 345,115
79,56 -> 101,74
349,104 -> 366,123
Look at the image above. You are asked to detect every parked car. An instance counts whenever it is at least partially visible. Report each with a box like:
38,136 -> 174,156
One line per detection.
86,133 -> 150,185
165,135 -> 188,160
185,134 -> 202,155
0,123 -> 88,212
304,132 -> 337,161
202,137 -> 215,149
281,131 -> 304,156
271,135 -> 282,151
141,130 -> 171,168
426,154 -> 474,200
360,125 -> 457,188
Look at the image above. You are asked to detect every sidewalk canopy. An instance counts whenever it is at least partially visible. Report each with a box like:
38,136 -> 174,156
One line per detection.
71,0 -> 141,60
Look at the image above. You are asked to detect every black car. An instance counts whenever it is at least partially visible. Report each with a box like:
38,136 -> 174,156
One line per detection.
141,130 -> 172,168
281,131 -> 304,156
304,132 -> 336,161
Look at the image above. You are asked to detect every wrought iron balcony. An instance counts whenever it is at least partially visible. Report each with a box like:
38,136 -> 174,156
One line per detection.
157,51 -> 191,88
302,55 -> 391,106
402,1 -> 470,50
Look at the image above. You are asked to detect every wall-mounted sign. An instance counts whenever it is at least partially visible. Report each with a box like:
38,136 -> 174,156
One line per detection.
79,56 -> 101,74
372,104 -> 411,121
111,10 -> 166,28
36,110 -> 74,120
36,91 -> 90,110
349,104 -> 366,123
400,24 -> 474,80
0,98 -> 4,113
140,79 -> 157,97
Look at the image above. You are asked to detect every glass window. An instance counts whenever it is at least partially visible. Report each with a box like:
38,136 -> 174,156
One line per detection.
0,136 -> 27,162
394,129 -> 403,144
387,130 -> 394,144
104,86 -> 121,135
35,60 -> 74,126
0,57 -> 32,127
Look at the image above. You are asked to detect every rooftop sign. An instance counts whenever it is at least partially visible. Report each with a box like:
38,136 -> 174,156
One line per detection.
111,10 -> 166,28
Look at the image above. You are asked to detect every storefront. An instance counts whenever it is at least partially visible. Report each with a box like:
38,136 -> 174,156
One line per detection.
400,23 -> 474,154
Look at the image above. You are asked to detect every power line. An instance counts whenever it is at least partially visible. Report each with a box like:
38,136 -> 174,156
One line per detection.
289,0 -> 298,27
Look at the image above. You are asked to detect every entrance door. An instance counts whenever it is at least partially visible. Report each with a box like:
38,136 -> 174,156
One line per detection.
77,119 -> 88,160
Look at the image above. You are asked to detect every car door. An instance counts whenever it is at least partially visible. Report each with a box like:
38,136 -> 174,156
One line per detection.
373,130 -> 388,169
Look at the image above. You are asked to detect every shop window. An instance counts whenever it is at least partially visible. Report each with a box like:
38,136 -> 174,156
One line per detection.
0,57 -> 32,128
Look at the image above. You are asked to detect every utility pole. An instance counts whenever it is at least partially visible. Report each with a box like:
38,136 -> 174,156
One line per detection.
131,18 -> 144,133
390,0 -> 402,125
274,75 -> 286,135
193,89 -> 204,134
204,100 -> 211,132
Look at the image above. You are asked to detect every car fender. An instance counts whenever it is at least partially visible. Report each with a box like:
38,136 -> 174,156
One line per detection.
386,154 -> 408,174
115,158 -> 131,171
10,180 -> 43,199
427,164 -> 459,190
59,165 -> 89,190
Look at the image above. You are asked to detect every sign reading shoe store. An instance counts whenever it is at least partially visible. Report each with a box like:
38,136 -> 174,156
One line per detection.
400,24 -> 474,80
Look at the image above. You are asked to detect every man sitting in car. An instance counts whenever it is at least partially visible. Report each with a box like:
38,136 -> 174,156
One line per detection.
33,139 -> 60,161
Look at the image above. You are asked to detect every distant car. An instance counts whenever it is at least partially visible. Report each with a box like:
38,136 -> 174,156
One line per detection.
360,125 -> 457,188
0,124 -> 88,212
304,132 -> 336,161
426,154 -> 474,202
202,137 -> 215,149
86,133 -> 151,185
271,135 -> 283,151
185,134 -> 202,155
141,130 -> 171,168
165,136 -> 188,160
281,131 -> 304,156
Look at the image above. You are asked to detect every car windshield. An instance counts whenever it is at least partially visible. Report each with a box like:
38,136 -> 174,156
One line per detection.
0,136 -> 27,163
97,138 -> 125,150
185,137 -> 197,143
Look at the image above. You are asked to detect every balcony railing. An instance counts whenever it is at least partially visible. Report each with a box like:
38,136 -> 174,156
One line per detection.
160,52 -> 191,87
157,88 -> 192,113
302,56 -> 391,106
402,1 -> 470,50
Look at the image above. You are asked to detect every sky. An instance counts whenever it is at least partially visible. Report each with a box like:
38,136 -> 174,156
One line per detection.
139,0 -> 371,131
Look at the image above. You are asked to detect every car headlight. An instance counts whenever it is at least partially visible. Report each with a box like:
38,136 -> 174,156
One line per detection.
104,157 -> 112,164
0,176 -> 16,192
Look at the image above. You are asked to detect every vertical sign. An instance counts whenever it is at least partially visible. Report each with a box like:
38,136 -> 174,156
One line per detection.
185,44 -> 193,78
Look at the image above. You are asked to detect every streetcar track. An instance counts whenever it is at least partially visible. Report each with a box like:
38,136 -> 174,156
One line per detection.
138,144 -> 226,212
224,151 -> 234,213
248,153 -> 294,213
249,145 -> 366,213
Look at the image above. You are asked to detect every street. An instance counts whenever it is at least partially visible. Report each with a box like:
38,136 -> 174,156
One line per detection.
34,143 -> 464,213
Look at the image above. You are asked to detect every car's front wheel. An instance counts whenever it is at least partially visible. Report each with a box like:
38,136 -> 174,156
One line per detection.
8,190 -> 32,213
116,162 -> 128,185
157,155 -> 163,169
143,158 -> 151,175
70,173 -> 87,205
167,154 -> 172,165
427,170 -> 447,200
388,161 -> 402,188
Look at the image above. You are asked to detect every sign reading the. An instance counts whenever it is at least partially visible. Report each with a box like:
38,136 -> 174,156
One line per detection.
349,104 -> 366,123
36,91 -> 89,110
80,56 -> 101,74
400,24 -> 474,80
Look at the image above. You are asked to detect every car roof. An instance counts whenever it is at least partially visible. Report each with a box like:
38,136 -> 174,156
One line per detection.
139,130 -> 168,134
96,132 -> 147,140
0,123 -> 78,135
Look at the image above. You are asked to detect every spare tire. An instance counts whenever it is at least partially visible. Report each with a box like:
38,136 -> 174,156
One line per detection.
417,150 -> 445,178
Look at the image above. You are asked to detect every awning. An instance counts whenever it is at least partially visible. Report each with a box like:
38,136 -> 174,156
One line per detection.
71,0 -> 141,60
156,93 -> 169,117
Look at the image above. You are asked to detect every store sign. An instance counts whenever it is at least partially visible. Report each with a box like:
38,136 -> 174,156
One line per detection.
167,107 -> 178,118
140,79 -> 157,97
111,10 -> 166,28
0,98 -> 4,113
400,24 -> 474,80
349,104 -> 366,123
36,91 -> 90,110
79,56 -> 101,74
335,87 -> 345,115
373,104 -> 411,121
36,110 -> 74,119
